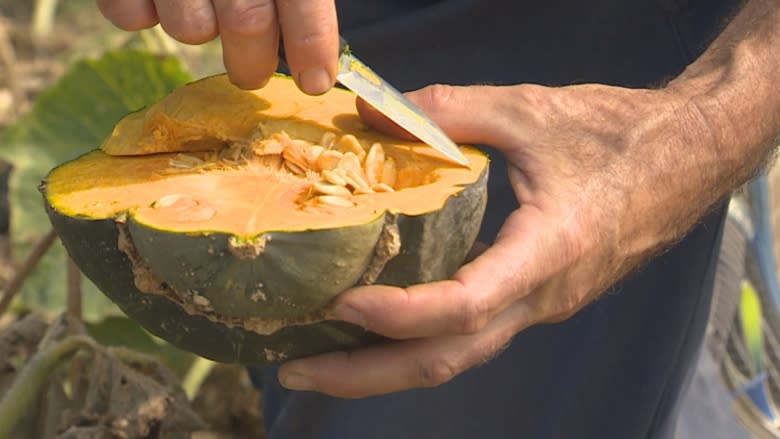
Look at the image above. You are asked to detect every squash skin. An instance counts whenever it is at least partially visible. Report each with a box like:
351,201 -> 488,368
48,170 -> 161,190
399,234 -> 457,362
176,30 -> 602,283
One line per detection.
42,165 -> 488,364
127,215 -> 386,321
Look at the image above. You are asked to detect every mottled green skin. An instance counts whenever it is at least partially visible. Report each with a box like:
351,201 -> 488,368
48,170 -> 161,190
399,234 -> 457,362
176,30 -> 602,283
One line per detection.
129,217 -> 384,320
377,169 -> 488,286
42,166 -> 488,365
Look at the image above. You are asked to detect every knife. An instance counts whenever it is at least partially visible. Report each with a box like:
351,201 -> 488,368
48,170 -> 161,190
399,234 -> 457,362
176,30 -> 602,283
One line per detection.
279,38 -> 469,166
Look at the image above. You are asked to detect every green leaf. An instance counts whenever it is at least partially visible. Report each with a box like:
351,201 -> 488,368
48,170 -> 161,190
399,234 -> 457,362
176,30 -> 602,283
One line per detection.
0,50 -> 192,320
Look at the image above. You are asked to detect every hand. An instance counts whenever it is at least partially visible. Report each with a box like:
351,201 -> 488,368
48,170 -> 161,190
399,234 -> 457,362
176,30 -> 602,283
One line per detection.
277,82 -> 720,398
96,0 -> 339,93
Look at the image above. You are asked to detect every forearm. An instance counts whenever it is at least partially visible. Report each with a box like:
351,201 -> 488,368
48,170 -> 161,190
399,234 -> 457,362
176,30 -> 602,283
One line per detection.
668,0 -> 780,191
622,0 -> 779,251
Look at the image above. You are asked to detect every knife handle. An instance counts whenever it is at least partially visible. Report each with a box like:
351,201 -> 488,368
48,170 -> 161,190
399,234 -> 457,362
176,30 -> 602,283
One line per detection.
277,36 -> 349,70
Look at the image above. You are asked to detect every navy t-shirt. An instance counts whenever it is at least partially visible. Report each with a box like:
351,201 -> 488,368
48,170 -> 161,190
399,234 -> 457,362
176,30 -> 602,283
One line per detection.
252,1 -> 743,437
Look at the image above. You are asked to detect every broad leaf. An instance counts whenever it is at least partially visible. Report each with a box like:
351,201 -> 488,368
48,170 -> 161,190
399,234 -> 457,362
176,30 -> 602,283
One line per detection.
0,50 -> 191,319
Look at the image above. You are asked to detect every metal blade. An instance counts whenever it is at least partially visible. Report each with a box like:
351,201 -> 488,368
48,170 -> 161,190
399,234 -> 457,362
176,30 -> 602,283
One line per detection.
336,53 -> 469,166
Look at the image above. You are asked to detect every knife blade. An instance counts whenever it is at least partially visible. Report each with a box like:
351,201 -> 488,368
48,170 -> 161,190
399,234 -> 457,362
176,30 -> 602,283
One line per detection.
278,38 -> 469,166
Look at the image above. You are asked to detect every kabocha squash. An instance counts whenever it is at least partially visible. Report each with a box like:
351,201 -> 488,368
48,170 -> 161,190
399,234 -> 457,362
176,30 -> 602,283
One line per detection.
41,75 -> 489,364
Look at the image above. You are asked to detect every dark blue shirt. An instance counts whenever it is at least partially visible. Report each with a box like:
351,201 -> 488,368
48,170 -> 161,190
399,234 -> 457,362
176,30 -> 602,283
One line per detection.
252,1 -> 742,437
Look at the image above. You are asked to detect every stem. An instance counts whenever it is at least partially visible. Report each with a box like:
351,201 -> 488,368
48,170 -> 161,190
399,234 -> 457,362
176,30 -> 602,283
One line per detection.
0,334 -> 95,438
31,0 -> 60,42
66,257 -> 81,321
181,356 -> 217,400
0,229 -> 58,317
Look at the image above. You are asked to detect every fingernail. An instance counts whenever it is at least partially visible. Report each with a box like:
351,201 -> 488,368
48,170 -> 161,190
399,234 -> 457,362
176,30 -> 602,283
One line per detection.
331,304 -> 367,328
281,372 -> 315,391
298,68 -> 332,95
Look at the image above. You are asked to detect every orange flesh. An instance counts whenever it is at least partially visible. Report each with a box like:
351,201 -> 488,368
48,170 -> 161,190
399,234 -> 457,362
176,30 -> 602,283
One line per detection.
46,75 -> 488,236
47,147 -> 486,235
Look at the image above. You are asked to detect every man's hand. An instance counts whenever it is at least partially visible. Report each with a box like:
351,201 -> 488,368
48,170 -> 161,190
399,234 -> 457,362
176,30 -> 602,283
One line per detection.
96,0 -> 339,93
276,82 -> 717,398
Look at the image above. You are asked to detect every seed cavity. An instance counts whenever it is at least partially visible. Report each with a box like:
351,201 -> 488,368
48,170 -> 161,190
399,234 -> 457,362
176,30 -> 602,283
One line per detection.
164,128 -> 402,209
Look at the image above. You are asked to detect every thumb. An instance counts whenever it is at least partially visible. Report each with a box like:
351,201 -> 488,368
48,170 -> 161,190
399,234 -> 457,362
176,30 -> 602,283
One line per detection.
356,84 -> 522,149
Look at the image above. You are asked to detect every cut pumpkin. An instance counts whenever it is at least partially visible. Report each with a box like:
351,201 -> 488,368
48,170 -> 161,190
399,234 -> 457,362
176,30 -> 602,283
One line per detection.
42,75 -> 488,364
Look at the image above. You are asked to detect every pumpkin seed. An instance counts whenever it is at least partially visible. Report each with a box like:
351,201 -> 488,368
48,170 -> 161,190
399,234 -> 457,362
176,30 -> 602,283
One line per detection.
337,134 -> 366,161
152,193 -> 187,208
321,132 -> 337,149
284,160 -> 307,176
345,169 -> 369,189
313,181 -> 352,197
364,143 -> 385,186
321,169 -> 348,186
315,195 -> 355,207
372,183 -> 395,193
316,150 -> 343,171
338,152 -> 365,178
254,137 -> 284,156
381,157 -> 397,187
353,186 -> 376,195
282,142 -> 309,171
310,145 -> 324,161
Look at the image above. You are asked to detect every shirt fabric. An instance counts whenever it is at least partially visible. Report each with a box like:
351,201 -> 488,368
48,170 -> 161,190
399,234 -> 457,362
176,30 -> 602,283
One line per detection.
250,1 -> 744,437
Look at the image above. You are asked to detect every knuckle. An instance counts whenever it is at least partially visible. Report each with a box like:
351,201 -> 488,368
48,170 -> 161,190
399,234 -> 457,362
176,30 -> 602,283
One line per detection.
416,356 -> 460,388
287,29 -> 330,52
162,7 -> 217,44
551,291 -> 583,321
219,1 -> 276,37
418,84 -> 457,114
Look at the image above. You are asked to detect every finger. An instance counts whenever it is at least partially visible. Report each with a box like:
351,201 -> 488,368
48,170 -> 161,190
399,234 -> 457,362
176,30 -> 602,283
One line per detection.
356,84 -> 527,149
213,0 -> 279,89
276,0 -> 339,95
279,299 -> 533,398
330,208 -> 548,339
153,0 -> 218,44
97,0 -> 159,30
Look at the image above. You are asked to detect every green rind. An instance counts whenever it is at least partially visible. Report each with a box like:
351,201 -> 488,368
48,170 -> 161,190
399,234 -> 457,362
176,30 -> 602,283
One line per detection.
128,216 -> 385,319
44,205 -> 379,364
378,168 -> 488,285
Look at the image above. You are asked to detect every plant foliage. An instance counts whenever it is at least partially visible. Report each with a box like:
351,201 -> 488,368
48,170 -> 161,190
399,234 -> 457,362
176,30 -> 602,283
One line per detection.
0,50 -> 191,319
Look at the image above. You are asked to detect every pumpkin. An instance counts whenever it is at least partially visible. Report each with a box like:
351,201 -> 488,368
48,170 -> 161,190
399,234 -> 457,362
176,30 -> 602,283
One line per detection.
41,75 -> 489,364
